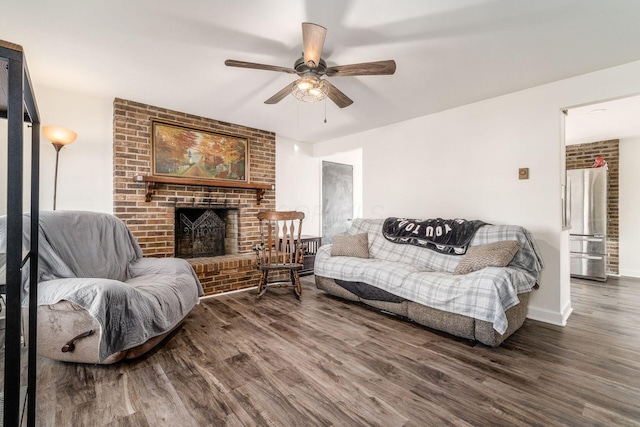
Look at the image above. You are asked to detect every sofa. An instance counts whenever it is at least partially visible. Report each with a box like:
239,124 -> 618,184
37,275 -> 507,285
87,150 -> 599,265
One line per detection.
2,211 -> 204,364
314,218 -> 543,346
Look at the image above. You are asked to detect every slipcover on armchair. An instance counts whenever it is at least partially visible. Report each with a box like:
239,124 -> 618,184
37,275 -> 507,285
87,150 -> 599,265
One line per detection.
1,211 -> 203,364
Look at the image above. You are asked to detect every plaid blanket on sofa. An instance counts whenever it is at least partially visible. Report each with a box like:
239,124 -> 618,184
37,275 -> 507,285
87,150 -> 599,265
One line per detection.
314,218 -> 543,334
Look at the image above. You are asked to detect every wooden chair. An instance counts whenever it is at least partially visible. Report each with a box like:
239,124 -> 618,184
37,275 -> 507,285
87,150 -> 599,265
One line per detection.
254,211 -> 306,299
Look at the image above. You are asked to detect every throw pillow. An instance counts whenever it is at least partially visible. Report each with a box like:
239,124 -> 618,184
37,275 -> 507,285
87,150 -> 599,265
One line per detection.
331,233 -> 370,258
453,240 -> 521,275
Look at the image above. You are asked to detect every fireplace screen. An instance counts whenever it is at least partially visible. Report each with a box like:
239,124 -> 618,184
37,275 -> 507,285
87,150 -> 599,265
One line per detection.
175,208 -> 226,258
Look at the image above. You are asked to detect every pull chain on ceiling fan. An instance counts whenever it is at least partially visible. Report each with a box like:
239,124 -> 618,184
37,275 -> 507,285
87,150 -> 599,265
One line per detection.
225,22 -> 396,108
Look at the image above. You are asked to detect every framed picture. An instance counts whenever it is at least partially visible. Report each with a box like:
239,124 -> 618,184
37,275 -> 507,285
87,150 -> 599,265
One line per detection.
151,120 -> 248,183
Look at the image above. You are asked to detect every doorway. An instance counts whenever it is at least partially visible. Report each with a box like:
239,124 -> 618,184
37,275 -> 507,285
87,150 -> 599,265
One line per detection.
321,161 -> 353,244
565,95 -> 640,279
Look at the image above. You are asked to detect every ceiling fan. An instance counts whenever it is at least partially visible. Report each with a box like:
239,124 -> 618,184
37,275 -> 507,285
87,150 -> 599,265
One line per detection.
225,22 -> 396,108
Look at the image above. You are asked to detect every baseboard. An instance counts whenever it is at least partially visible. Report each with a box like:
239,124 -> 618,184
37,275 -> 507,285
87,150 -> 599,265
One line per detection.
199,286 -> 257,300
619,269 -> 640,278
527,301 -> 573,326
560,300 -> 573,325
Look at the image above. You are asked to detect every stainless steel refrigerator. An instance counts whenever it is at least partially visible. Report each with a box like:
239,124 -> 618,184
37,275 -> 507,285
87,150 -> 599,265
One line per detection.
568,167 -> 608,281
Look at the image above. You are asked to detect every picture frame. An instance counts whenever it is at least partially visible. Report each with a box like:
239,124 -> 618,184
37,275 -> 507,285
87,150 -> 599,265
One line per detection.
151,120 -> 248,183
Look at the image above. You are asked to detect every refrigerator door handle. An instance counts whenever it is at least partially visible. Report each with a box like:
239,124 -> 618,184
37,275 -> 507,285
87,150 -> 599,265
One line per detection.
571,254 -> 605,260
566,179 -> 571,229
569,236 -> 605,242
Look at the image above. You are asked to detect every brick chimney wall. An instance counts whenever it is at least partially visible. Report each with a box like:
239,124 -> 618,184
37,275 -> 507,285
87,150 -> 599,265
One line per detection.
113,98 -> 276,294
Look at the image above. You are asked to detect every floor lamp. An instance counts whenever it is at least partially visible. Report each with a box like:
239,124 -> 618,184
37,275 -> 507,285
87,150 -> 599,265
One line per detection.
42,126 -> 77,210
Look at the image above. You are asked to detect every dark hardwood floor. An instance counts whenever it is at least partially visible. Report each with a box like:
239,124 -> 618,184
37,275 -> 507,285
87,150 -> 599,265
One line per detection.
34,275 -> 640,426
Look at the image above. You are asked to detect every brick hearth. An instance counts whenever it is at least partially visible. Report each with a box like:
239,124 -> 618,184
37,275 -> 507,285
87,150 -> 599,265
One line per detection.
113,98 -> 276,296
189,254 -> 259,294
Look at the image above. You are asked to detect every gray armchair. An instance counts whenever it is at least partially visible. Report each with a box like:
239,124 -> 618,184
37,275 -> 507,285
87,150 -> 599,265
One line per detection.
1,211 -> 203,364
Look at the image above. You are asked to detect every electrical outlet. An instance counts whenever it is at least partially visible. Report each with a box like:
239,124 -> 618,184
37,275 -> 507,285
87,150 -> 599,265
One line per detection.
519,168 -> 529,180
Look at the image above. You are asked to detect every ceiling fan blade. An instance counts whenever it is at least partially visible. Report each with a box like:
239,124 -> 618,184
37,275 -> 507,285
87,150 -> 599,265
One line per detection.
325,60 -> 396,77
264,83 -> 294,104
323,80 -> 353,109
225,59 -> 296,74
302,22 -> 327,68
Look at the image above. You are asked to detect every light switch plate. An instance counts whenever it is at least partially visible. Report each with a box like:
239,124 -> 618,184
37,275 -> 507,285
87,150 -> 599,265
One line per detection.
519,168 -> 529,180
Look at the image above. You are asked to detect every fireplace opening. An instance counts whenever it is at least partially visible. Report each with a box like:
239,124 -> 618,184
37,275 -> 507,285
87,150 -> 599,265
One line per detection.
175,207 -> 239,258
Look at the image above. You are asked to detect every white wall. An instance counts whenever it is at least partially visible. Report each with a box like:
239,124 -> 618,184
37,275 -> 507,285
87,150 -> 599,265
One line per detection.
619,137 -> 640,277
36,85 -> 113,213
314,59 -> 640,327
276,136 -> 362,238
0,119 -> 37,215
1,87 -> 109,215
276,137 -> 321,234
0,121 -> 11,215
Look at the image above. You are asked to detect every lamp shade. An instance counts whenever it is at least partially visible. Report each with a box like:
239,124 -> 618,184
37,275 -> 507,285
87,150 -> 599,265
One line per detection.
43,126 -> 77,145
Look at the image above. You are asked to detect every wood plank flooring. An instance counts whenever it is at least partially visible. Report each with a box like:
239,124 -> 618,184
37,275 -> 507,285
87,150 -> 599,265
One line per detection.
34,275 -> 640,426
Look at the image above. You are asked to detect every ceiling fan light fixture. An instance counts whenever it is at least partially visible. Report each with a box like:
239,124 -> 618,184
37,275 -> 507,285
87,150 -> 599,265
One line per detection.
226,22 -> 395,108
291,74 -> 329,103
296,78 -> 314,91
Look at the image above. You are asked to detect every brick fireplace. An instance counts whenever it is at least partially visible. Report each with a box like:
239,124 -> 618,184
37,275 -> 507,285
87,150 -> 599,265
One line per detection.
113,98 -> 276,296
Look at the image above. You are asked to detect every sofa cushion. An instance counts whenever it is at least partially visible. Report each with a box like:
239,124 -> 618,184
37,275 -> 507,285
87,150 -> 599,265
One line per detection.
453,240 -> 521,275
331,233 -> 369,258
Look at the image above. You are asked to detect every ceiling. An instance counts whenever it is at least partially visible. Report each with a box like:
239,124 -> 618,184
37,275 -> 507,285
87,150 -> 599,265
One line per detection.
4,0 -> 640,143
565,95 -> 640,145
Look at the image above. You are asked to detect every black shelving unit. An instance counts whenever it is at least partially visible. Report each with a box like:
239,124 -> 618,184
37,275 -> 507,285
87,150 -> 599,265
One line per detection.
1,39 -> 40,427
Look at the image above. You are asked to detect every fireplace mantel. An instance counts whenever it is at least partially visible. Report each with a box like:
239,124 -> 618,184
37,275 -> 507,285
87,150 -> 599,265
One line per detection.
133,175 -> 273,204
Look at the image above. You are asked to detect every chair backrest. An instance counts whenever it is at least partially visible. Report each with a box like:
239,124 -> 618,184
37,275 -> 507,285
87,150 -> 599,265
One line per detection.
257,211 -> 305,266
22,211 -> 142,283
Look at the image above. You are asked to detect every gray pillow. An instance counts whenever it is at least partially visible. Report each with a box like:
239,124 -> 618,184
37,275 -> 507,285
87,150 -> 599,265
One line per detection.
331,233 -> 370,258
453,240 -> 521,275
